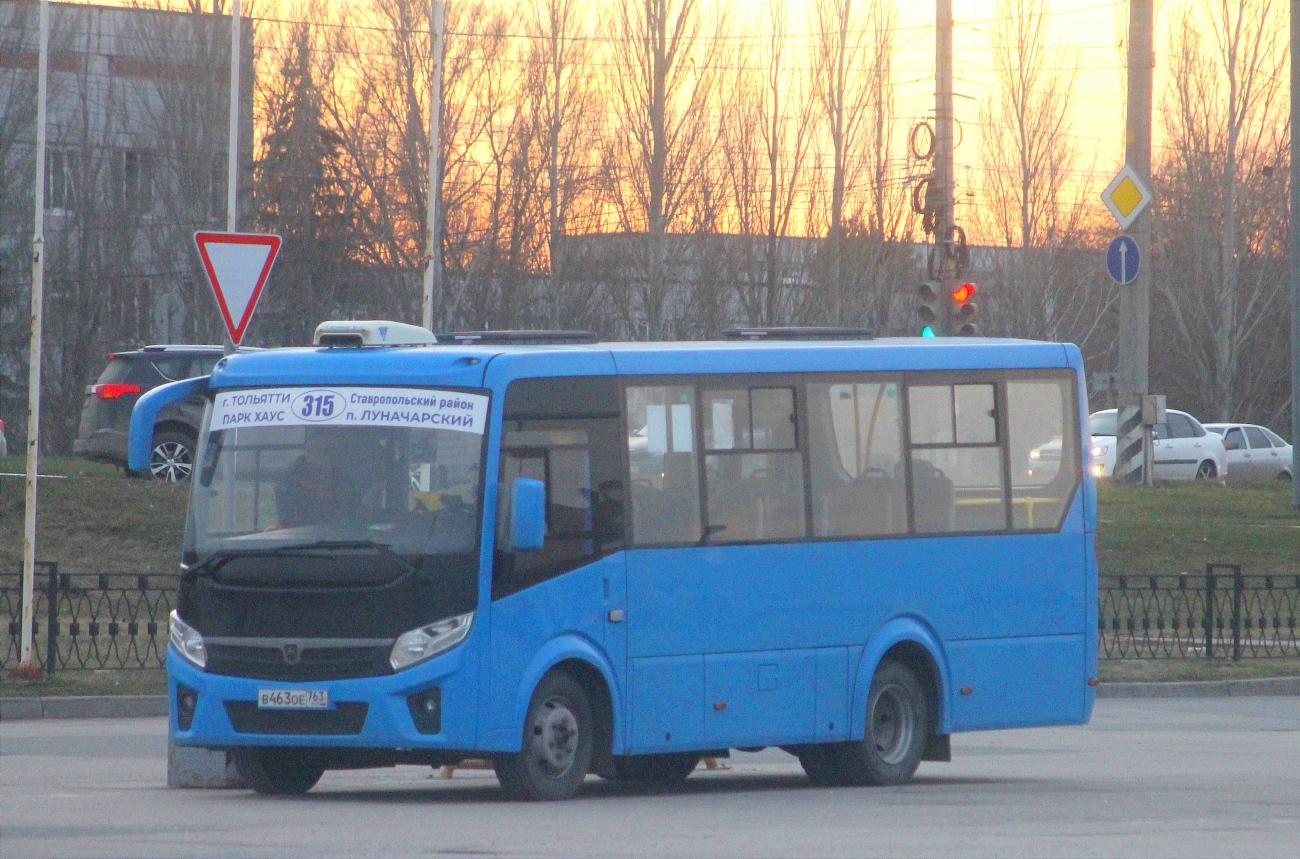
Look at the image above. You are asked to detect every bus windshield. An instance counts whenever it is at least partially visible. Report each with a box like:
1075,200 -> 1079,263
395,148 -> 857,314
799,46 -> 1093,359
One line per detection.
187,387 -> 487,562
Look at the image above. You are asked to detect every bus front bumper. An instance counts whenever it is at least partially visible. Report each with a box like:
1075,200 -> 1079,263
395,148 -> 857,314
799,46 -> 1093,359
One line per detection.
167,646 -> 478,752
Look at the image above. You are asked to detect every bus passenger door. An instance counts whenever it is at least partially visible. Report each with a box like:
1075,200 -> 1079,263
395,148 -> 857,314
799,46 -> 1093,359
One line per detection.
482,373 -> 627,750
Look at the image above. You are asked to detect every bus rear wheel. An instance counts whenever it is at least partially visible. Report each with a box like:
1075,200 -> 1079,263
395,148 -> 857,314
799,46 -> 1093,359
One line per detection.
231,747 -> 325,795
832,659 -> 928,786
609,752 -> 700,783
796,745 -> 850,786
494,671 -> 593,801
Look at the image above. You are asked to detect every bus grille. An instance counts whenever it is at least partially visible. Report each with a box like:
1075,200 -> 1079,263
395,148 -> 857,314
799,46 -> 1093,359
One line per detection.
225,701 -> 368,735
206,644 -> 392,681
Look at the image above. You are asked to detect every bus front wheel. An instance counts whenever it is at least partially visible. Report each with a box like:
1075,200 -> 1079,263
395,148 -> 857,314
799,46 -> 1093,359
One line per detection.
833,659 -> 928,786
231,747 -> 325,795
494,671 -> 594,801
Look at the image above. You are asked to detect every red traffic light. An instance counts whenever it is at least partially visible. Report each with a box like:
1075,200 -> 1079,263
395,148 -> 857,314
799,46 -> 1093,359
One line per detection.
951,282 -> 976,304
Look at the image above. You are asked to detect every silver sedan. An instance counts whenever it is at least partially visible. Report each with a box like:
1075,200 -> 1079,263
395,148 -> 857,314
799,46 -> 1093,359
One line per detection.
1203,422 -> 1293,482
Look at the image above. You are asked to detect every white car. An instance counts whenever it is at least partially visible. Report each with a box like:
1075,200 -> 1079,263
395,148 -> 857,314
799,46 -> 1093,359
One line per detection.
1203,423 -> 1292,482
1088,409 -> 1227,481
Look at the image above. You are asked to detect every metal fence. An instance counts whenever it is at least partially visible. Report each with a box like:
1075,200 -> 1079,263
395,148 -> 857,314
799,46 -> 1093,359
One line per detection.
1,563 -> 174,673
3,562 -> 1299,672
1100,565 -> 1300,659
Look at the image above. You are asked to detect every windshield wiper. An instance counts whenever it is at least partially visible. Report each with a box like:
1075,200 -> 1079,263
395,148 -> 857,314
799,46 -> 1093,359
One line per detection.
184,540 -> 417,577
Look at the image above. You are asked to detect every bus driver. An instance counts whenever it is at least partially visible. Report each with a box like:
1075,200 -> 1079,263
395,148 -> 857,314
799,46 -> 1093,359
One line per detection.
275,428 -> 371,528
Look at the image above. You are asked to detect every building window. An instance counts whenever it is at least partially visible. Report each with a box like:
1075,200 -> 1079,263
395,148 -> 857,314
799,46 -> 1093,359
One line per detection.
46,149 -> 77,211
210,152 -> 226,220
113,150 -> 154,214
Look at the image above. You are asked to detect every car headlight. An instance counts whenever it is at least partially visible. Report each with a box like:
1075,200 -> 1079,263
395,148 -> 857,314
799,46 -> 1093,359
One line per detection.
1029,449 -> 1041,460
169,610 -> 207,669
1090,445 -> 1110,459
390,612 -> 474,671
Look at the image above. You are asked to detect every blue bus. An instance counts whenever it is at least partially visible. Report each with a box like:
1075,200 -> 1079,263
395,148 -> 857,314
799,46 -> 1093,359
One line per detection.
132,321 -> 1096,800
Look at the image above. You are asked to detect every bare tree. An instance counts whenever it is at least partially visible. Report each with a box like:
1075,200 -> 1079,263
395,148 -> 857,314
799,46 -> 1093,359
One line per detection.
809,0 -> 872,323
1153,0 -> 1289,423
0,1 -> 41,431
522,0 -> 602,328
976,0 -> 1113,347
806,0 -> 905,332
602,0 -> 726,338
717,0 -> 815,326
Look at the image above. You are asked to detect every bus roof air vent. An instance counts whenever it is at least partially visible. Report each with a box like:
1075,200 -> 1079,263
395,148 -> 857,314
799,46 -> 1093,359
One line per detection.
313,320 -> 437,348
436,330 -> 598,346
723,327 -> 875,341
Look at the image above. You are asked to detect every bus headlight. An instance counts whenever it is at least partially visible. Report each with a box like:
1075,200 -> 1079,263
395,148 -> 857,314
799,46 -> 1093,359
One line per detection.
169,610 -> 207,669
390,612 -> 474,671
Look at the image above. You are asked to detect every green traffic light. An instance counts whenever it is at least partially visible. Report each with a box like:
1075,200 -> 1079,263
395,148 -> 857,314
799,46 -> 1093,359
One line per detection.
920,326 -> 936,338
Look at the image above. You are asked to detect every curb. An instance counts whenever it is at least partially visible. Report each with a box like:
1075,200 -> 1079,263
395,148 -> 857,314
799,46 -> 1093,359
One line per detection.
2,678 -> 1298,721
1095,676 -> 1300,699
1,695 -> 168,722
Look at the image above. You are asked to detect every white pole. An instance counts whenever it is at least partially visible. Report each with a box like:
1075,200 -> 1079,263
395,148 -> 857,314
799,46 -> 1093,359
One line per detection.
18,0 -> 50,677
421,0 -> 445,331
220,0 -> 240,357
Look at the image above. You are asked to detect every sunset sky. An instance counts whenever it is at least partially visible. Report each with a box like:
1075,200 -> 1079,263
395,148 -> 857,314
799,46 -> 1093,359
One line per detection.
890,0 -> 1132,232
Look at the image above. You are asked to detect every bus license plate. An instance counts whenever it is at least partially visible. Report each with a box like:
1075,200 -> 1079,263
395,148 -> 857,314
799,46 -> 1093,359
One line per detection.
258,689 -> 329,710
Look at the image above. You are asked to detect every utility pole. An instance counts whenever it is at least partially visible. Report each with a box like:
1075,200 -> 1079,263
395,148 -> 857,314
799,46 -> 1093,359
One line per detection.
1114,0 -> 1154,485
222,0 -> 241,356
15,0 -> 50,680
1292,0 -> 1300,507
421,0 -> 446,332
933,0 -> 955,334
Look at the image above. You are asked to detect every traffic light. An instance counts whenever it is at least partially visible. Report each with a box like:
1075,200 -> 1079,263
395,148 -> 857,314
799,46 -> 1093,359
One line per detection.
918,280 -> 942,337
951,282 -> 978,336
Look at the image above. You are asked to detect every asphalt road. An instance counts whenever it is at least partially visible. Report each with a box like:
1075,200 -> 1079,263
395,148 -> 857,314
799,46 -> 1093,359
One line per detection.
2,697 -> 1298,859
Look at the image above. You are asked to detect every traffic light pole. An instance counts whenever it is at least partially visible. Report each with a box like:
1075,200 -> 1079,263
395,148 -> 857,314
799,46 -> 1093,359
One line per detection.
1115,0 -> 1154,485
933,0 -> 955,335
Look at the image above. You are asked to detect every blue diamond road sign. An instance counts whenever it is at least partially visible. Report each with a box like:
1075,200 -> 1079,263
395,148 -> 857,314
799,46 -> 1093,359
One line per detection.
1106,235 -> 1140,285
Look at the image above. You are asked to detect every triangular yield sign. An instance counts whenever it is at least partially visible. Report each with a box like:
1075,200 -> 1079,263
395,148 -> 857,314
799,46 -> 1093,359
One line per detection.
194,231 -> 282,346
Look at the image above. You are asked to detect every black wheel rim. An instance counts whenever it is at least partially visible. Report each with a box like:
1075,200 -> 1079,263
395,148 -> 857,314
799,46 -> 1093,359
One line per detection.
869,684 -> 915,766
1196,462 -> 1215,479
531,695 -> 579,777
150,441 -> 192,481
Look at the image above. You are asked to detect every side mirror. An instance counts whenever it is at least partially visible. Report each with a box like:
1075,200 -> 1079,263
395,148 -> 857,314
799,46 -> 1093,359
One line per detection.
128,376 -> 209,472
510,477 -> 546,551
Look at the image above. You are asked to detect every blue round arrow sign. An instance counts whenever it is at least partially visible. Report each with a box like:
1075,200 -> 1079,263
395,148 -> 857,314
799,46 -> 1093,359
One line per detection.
1106,235 -> 1140,285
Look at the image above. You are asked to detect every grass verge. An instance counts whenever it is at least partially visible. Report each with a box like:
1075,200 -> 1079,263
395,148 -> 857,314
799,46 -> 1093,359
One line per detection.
1098,657 -> 1300,683
0,668 -> 168,697
1096,478 -> 1300,575
0,456 -> 187,576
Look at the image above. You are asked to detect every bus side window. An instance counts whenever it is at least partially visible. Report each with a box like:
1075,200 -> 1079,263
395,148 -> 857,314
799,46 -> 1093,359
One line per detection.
492,377 -> 624,600
1007,377 -> 1080,531
907,382 -> 1006,533
626,386 -> 702,545
702,386 -> 806,543
807,381 -> 906,538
